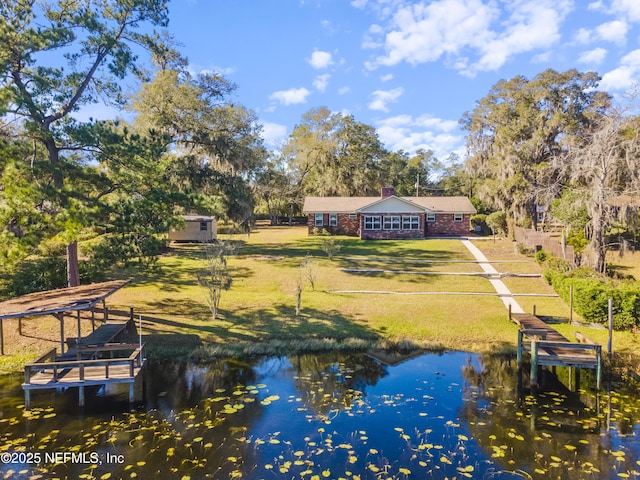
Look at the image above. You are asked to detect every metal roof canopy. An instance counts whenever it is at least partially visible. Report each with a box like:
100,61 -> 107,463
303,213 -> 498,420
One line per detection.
0,279 -> 130,355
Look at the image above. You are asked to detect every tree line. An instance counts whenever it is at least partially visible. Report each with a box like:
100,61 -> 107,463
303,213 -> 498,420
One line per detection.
462,69 -> 640,273
1,1 -> 639,297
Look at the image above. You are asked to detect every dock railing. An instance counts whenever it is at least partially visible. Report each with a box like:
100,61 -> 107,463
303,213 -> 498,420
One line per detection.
23,343 -> 145,407
515,321 -> 602,390
24,343 -> 144,385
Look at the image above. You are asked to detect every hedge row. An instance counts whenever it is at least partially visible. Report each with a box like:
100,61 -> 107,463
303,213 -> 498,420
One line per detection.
544,259 -> 640,330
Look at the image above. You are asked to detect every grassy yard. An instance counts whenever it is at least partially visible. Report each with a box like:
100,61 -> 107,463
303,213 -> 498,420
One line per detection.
104,226 -> 515,359
1,227 -> 638,374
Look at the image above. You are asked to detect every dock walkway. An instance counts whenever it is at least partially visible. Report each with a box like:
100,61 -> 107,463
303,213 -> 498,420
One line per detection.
512,312 -> 602,390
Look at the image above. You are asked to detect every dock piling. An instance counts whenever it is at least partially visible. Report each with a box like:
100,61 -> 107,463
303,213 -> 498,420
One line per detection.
530,338 -> 539,388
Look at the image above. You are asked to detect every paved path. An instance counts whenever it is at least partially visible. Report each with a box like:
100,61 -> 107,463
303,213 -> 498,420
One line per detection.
461,239 -> 525,314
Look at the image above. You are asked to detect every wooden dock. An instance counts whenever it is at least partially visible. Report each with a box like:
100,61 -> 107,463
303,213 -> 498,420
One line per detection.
22,322 -> 145,408
511,312 -> 602,390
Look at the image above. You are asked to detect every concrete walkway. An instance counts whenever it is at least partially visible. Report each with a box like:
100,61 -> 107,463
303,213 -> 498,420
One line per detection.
461,239 -> 525,314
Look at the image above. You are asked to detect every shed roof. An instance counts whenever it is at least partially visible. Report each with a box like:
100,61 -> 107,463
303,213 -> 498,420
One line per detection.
182,215 -> 215,222
0,280 -> 130,321
302,195 -> 476,214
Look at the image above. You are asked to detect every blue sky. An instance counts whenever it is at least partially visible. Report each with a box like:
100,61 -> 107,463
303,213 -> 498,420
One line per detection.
111,0 -> 640,160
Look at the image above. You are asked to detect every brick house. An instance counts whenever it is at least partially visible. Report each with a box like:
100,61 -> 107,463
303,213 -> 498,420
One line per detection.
302,187 -> 476,239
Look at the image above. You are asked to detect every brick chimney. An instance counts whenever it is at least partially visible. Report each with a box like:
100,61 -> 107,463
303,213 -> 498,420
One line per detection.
381,186 -> 396,198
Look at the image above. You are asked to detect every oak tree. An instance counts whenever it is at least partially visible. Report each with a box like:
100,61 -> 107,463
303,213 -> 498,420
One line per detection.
462,69 -> 609,228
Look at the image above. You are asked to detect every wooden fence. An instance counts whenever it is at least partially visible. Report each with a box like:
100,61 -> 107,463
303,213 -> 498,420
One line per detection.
514,227 -> 575,265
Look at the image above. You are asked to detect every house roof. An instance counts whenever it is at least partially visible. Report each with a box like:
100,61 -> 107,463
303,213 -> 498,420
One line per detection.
303,195 -> 476,214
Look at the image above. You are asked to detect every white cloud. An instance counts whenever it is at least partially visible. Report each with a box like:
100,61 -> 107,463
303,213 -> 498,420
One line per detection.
578,47 -> 608,65
621,49 -> 640,65
338,86 -> 351,95
189,63 -> 237,77
380,73 -> 394,82
364,0 -> 573,77
600,66 -> 637,91
600,49 -> 640,91
610,0 -> 640,22
351,0 -> 368,8
595,20 -> 628,45
588,1 -> 604,10
532,52 -> 552,63
307,50 -> 333,69
376,114 -> 464,158
465,0 -> 572,76
585,1 -> 640,23
368,87 -> 404,112
261,122 -> 288,149
574,27 -> 592,44
269,87 -> 311,105
313,74 -> 331,92
573,20 -> 628,47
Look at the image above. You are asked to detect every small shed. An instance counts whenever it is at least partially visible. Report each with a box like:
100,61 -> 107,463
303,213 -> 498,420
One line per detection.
169,215 -> 217,243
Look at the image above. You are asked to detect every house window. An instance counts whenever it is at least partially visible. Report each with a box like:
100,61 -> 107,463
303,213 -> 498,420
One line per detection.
402,216 -> 420,230
384,216 -> 401,230
329,213 -> 338,227
454,213 -> 464,222
349,213 -> 357,219
315,213 -> 324,227
364,215 -> 382,230
426,213 -> 436,222
200,222 -> 208,231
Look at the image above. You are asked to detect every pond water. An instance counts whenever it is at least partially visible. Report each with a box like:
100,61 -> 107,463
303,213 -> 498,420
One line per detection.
0,351 -> 639,479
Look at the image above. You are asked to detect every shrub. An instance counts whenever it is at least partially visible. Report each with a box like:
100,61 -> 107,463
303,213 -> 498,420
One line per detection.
5,256 -> 103,297
470,214 -> 488,235
534,249 -> 549,265
320,237 -> 342,260
486,211 -> 507,236
544,260 -> 640,330
517,243 -> 534,256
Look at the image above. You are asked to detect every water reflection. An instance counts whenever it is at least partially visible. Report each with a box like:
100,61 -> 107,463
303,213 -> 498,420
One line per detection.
0,352 -> 638,479
462,354 -> 640,479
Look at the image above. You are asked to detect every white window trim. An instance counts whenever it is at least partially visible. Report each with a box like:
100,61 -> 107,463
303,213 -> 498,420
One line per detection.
383,215 -> 401,230
453,213 -> 464,222
364,215 -> 382,230
402,216 -> 420,230
315,213 -> 324,226
329,213 -> 338,227
426,213 -> 436,222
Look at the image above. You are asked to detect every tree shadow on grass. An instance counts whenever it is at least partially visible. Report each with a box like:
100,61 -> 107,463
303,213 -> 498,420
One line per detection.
130,303 -> 380,349
111,263 -> 254,294
236,237 -> 326,258
221,304 -> 380,341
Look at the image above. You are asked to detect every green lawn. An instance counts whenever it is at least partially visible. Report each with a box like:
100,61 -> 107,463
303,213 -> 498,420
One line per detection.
107,228 -> 640,361
2,227 -> 638,373
104,227 -> 518,358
